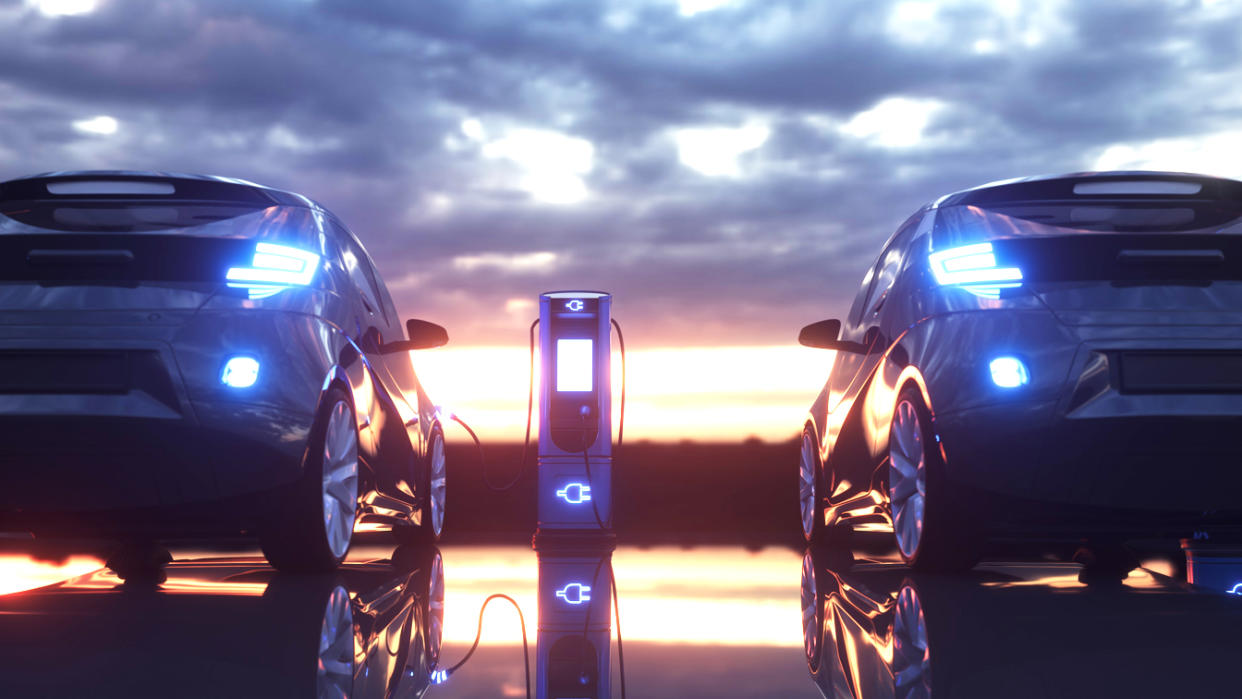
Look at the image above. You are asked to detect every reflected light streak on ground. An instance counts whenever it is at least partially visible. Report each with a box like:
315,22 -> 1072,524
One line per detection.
0,554 -> 104,595
60,567 -> 271,596
411,345 -> 832,442
439,546 -> 806,647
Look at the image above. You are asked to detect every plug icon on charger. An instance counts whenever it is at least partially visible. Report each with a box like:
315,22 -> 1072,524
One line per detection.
556,582 -> 592,605
557,482 -> 593,505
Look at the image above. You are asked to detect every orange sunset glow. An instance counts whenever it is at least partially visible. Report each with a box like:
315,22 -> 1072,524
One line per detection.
410,345 -> 834,443
439,546 -> 807,648
0,554 -> 104,596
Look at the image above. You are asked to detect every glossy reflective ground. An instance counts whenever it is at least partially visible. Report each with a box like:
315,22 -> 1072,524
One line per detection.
3,543 -> 1242,697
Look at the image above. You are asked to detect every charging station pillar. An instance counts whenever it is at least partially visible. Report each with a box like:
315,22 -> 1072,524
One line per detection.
534,291 -> 616,699
535,291 -> 613,538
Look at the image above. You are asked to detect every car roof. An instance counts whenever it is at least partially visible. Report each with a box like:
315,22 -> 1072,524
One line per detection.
0,170 -> 327,211
933,170 -> 1242,209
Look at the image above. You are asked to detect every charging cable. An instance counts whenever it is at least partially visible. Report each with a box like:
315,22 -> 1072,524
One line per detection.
448,319 -> 538,492
579,318 -> 626,529
436,593 -> 531,699
576,556 -> 627,698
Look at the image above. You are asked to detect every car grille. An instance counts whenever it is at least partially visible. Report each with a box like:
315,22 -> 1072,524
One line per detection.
1119,352 -> 1242,393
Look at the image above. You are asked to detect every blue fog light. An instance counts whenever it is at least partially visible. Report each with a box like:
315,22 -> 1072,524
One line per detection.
989,356 -> 1029,388
221,356 -> 260,388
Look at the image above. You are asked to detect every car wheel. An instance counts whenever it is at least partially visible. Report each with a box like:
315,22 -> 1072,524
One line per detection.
262,574 -> 356,697
261,387 -> 359,572
887,386 -> 980,572
423,429 -> 447,542
396,428 -> 446,546
800,549 -> 828,673
420,548 -> 445,670
800,428 -> 827,543
892,583 -> 933,699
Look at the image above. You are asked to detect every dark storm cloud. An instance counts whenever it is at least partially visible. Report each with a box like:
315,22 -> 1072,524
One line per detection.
0,0 -> 1239,346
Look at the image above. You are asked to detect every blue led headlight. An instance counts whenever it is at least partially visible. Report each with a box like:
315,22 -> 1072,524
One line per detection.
929,242 -> 1023,298
227,242 -> 320,299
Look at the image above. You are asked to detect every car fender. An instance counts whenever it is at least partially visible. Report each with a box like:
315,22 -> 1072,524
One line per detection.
862,329 -> 935,466
319,337 -> 385,485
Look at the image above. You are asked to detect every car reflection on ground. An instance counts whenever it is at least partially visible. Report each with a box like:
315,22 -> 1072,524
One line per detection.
0,544 -> 443,698
802,545 -> 1242,698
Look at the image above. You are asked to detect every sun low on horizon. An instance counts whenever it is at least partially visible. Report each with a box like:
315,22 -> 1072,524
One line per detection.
409,344 -> 834,443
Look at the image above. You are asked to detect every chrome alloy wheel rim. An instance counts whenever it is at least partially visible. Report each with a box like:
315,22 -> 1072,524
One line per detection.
893,584 -> 932,699
429,434 -> 447,537
800,551 -> 819,665
322,400 -> 359,560
427,551 -> 445,666
317,585 -> 355,699
888,400 -> 927,560
799,432 -> 817,539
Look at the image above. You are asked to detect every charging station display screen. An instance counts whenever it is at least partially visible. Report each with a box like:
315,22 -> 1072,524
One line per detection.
556,339 -> 594,392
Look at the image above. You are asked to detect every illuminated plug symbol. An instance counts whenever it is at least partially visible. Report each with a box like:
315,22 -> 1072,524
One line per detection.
556,582 -> 592,605
565,299 -> 584,311
557,482 -> 592,505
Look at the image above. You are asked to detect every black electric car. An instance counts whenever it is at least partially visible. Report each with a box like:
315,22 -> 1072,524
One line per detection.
798,171 -> 1242,570
0,171 -> 449,571
800,546 -> 1242,699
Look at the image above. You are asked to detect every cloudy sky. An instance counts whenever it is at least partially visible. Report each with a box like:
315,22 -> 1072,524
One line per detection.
2,0 -> 1240,439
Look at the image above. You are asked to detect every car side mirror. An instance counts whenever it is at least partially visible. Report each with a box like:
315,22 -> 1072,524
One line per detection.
377,319 -> 449,353
798,319 -> 843,349
405,319 -> 449,349
798,319 -> 872,353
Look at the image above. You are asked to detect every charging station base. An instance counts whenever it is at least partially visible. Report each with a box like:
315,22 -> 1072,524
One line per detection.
533,530 -> 618,553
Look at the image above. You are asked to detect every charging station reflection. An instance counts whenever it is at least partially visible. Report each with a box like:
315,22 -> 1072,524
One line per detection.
802,546 -> 1242,698
537,549 -> 617,699
0,545 -> 445,698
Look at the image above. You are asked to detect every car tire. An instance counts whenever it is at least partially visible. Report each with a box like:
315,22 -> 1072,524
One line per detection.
414,547 -> 445,671
260,387 -> 359,572
887,385 -> 981,572
891,580 -> 935,697
395,427 -> 446,546
800,427 -> 827,543
261,573 -> 355,697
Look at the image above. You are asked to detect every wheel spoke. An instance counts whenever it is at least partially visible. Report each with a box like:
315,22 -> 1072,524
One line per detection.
902,500 -> 921,551
891,469 -> 917,503
327,406 -> 350,462
323,625 -> 354,661
892,412 -> 913,461
325,474 -> 355,508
